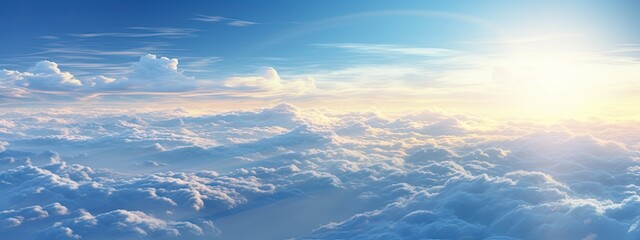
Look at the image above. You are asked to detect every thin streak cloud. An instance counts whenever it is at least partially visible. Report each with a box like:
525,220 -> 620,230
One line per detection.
192,14 -> 257,27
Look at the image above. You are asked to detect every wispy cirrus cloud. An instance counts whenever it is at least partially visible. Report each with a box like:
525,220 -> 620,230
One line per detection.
227,20 -> 257,27
192,14 -> 257,27
316,43 -> 458,57
179,56 -> 222,73
190,15 -> 225,22
68,27 -> 199,38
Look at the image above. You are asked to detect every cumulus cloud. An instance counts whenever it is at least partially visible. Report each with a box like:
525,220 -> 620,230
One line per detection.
0,203 -> 69,228
89,54 -> 196,92
2,61 -> 82,91
0,54 -> 196,98
36,209 -> 216,240
120,54 -> 195,91
224,67 -> 316,95
86,75 -> 116,87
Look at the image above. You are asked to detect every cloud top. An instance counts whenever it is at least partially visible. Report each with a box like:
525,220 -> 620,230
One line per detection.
0,104 -> 639,239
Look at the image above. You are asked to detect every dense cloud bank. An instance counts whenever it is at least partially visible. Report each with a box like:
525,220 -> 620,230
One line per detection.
1,103 -> 639,239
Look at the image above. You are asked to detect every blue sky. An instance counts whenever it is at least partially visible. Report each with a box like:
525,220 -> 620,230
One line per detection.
1,0 -> 639,119
2,0 -> 637,74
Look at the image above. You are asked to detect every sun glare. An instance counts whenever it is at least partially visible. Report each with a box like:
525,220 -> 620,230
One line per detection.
492,49 -> 620,120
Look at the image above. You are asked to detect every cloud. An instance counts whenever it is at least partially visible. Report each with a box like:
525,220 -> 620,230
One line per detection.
3,61 -> 82,91
68,27 -> 198,38
0,104 -> 639,239
192,15 -> 257,27
191,15 -> 225,22
0,54 -> 198,100
0,55 -> 321,104
86,75 -> 116,87
0,141 -> 9,152
35,209 -> 217,240
0,203 -> 69,228
227,20 -> 257,27
0,71 -> 29,98
224,67 -> 316,96
317,43 -> 458,57
88,53 -> 196,91
116,54 -> 196,91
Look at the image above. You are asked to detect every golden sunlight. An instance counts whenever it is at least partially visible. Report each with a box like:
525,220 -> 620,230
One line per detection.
488,49 -> 638,121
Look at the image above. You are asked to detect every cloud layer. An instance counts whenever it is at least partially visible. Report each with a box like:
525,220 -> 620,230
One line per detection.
0,104 -> 639,239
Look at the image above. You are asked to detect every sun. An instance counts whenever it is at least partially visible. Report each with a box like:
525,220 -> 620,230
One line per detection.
492,49 -> 614,120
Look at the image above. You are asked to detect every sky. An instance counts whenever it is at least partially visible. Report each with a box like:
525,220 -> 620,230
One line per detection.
3,2 -> 640,240
1,0 -> 639,120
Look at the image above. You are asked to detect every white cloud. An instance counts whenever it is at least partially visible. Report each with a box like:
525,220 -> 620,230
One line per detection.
2,69 -> 27,82
0,203 -> 69,227
227,20 -> 256,27
191,15 -> 225,22
0,54 -> 198,99
192,15 -> 257,27
0,140 -> 8,152
224,67 -> 316,96
68,27 -> 198,38
318,43 -> 458,56
86,75 -> 116,87
36,209 -> 216,239
113,54 -> 195,91
2,61 -> 82,91
0,104 -> 639,239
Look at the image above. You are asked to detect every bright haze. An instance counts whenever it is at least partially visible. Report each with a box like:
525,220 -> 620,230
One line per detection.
1,1 -> 640,240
